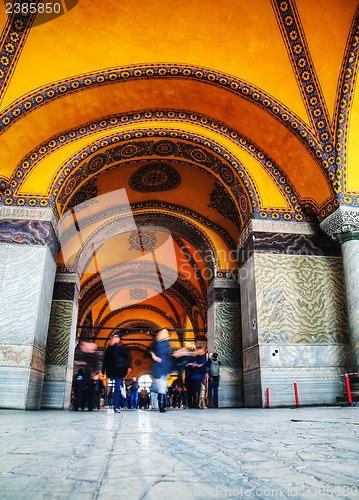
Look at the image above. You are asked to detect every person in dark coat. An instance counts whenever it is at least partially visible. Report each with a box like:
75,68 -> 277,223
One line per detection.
102,334 -> 132,413
185,346 -> 208,408
206,352 -> 221,408
73,341 -> 101,411
129,376 -> 139,409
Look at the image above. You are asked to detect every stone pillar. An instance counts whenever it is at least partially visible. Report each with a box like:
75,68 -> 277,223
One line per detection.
321,207 -> 359,372
239,219 -> 350,407
0,208 -> 58,409
207,278 -> 243,407
41,273 -> 80,409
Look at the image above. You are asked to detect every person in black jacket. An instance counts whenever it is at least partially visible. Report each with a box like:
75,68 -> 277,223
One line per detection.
129,376 -> 139,409
102,334 -> 132,413
73,341 -> 101,411
206,352 -> 221,408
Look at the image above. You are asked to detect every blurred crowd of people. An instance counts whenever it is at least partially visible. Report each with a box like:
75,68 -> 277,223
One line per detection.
71,330 -> 221,413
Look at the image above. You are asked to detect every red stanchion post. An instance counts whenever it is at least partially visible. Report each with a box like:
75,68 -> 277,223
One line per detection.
294,382 -> 299,407
266,387 -> 270,408
345,374 -> 354,406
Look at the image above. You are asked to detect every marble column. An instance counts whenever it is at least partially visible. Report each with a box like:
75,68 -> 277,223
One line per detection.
321,207 -> 359,372
240,219 -> 349,407
41,273 -> 80,409
207,278 -> 243,407
0,208 -> 58,409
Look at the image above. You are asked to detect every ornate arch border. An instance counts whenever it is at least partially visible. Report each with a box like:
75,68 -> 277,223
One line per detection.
3,114 -> 326,222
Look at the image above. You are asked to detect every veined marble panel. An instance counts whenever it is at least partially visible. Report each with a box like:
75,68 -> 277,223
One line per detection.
254,254 -> 349,345
41,380 -> 67,409
0,244 -> 56,346
218,381 -> 244,408
243,345 -> 260,372
259,344 -> 351,369
44,365 -> 68,381
239,255 -> 258,351
34,248 -> 57,347
31,346 -> 45,372
45,301 -> 74,366
207,304 -> 215,354
68,296 -> 79,368
0,344 -> 33,367
243,368 -> 262,407
213,303 -> 241,367
341,238 -> 359,371
261,367 -> 344,407
26,368 -> 44,409
0,219 -> 58,262
0,367 -> 29,409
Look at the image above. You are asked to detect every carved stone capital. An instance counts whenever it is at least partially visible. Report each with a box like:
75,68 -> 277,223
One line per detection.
55,272 -> 81,289
237,218 -> 318,249
0,206 -> 59,240
320,207 -> 359,239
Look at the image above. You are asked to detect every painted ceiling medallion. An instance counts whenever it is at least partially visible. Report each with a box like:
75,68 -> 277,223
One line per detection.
129,163 -> 181,192
129,288 -> 148,301
128,230 -> 157,252
208,182 -> 240,227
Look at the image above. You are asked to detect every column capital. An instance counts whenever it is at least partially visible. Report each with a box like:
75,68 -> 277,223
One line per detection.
320,206 -> 359,239
337,231 -> 359,244
55,271 -> 81,290
0,206 -> 59,240
207,277 -> 239,295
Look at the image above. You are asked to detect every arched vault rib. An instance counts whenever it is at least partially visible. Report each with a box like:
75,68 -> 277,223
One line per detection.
78,264 -> 207,328
94,305 -> 179,334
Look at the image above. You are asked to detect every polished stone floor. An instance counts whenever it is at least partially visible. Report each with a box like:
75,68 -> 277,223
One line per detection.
0,406 -> 358,499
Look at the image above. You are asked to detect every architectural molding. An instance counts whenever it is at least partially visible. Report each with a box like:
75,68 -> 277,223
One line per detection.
320,207 -> 359,239
337,231 -> 359,245
55,272 -> 81,290
0,206 -> 59,240
208,278 -> 240,296
238,219 -> 319,249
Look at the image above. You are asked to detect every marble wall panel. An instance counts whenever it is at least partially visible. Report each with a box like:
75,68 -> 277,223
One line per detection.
40,380 -> 67,409
340,238 -> 359,371
239,255 -> 258,351
45,301 -> 75,366
261,367 -> 344,407
0,345 -> 33,367
254,254 -> 349,345
259,344 -> 351,369
26,369 -> 44,409
207,304 -> 215,355
252,232 -> 340,257
238,230 -> 341,268
243,345 -> 260,372
213,302 -> 242,367
0,367 -> 29,409
243,368 -> 262,407
218,382 -> 244,408
0,219 -> 58,262
0,243 -> 56,346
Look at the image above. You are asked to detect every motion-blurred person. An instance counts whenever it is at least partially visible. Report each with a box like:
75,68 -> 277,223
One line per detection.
199,380 -> 207,409
148,329 -> 185,412
149,380 -> 158,410
185,346 -> 208,408
73,341 -> 101,411
89,371 -> 104,410
102,334 -> 132,413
